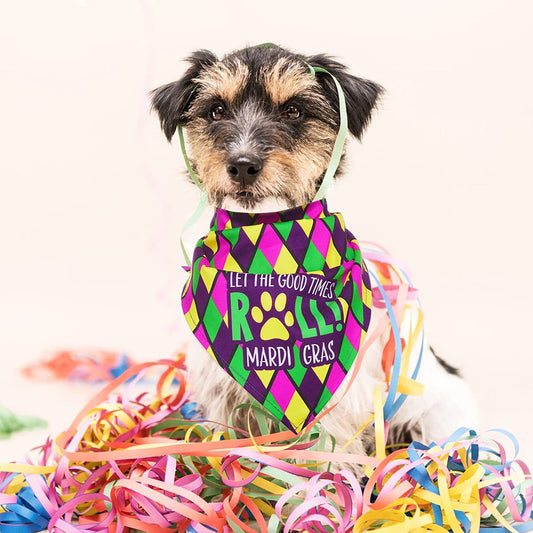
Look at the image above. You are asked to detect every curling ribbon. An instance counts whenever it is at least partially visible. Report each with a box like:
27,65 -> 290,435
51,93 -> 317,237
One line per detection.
1,245 -> 531,531
22,349 -> 137,383
0,355 -> 532,532
0,404 -> 47,440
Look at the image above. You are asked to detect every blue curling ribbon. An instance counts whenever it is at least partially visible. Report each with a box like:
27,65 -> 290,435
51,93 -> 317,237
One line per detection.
441,426 -> 478,447
441,427 -> 479,470
455,509 -> 472,531
406,441 -> 443,526
368,270 -> 424,421
109,352 -> 131,379
480,428 -> 522,470
181,401 -> 200,420
363,244 -> 427,421
0,482 -> 50,533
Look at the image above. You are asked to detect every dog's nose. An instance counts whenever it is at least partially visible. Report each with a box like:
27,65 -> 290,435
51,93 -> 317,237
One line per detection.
226,156 -> 263,185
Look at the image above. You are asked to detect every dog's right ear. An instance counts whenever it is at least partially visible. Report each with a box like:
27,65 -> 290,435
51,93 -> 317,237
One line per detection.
151,50 -> 217,142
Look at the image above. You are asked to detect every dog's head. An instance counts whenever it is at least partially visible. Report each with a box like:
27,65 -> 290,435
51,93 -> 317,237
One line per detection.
151,45 -> 383,210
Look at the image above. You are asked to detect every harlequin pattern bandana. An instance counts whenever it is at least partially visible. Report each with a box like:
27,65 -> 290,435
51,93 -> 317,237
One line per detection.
181,199 -> 372,433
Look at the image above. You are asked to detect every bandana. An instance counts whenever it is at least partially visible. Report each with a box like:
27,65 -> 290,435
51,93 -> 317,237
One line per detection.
181,199 -> 372,433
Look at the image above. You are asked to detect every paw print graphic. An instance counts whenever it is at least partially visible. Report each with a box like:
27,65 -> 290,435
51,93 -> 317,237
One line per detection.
251,291 -> 294,341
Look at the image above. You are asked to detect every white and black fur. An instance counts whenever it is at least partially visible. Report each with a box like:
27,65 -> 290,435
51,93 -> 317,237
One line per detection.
151,45 -> 477,473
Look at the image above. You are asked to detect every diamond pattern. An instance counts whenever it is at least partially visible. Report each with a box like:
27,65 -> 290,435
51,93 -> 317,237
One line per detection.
181,199 -> 372,433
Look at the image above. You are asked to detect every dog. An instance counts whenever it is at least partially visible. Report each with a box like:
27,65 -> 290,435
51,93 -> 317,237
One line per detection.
151,45 -> 477,471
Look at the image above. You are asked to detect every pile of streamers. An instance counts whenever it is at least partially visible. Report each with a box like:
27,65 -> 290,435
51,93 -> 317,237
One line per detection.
1,243 -> 532,532
1,355 -> 532,532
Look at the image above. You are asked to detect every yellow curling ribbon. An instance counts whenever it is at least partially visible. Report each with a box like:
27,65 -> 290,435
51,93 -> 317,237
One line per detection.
374,386 -> 387,461
0,464 -> 56,474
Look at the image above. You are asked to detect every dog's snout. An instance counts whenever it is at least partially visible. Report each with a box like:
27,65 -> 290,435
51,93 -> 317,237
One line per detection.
226,156 -> 263,185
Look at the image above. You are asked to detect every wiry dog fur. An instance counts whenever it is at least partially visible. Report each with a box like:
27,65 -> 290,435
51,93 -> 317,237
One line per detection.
152,45 -> 477,474
152,46 -> 380,210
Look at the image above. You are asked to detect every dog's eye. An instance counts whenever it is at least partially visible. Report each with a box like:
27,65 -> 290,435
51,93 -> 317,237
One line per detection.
210,104 -> 225,121
283,104 -> 301,120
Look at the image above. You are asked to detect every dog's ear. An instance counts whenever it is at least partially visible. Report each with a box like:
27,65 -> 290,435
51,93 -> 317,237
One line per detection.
305,54 -> 384,140
151,49 -> 217,142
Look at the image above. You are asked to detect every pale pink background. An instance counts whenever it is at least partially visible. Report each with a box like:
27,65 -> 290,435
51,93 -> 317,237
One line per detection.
1,0 -> 532,469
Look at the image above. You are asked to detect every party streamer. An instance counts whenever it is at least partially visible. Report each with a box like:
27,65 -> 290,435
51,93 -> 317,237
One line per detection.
1,355 -> 532,532
0,405 -> 47,440
22,350 -> 136,383
1,247 -> 531,532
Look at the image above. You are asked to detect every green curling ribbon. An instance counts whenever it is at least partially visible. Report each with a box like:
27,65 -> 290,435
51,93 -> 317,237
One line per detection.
0,403 -> 47,439
176,44 -> 349,266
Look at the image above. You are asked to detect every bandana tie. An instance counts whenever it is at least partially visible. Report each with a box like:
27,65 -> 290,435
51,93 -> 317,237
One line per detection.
181,199 -> 372,433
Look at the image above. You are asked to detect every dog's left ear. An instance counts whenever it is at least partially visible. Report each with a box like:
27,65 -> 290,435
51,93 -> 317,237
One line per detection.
305,54 -> 384,140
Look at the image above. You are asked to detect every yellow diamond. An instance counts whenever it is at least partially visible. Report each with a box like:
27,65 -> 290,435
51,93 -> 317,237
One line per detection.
312,364 -> 330,383
243,224 -> 263,245
200,267 -> 217,292
256,370 -> 275,388
223,254 -> 242,272
273,246 -> 298,273
284,391 -> 310,432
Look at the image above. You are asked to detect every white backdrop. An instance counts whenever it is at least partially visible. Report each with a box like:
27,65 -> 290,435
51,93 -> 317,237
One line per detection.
1,0 -> 532,465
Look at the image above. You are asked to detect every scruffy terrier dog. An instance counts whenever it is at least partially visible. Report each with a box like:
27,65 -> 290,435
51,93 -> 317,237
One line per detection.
151,45 -> 476,467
